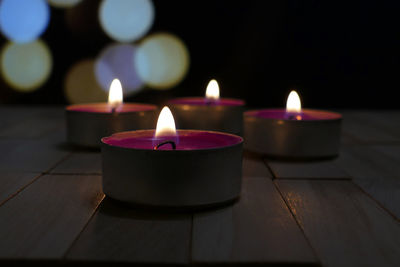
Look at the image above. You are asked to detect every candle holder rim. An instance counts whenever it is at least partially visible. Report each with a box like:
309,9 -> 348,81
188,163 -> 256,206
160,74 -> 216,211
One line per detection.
66,102 -> 158,114
101,129 -> 243,152
168,96 -> 245,106
245,108 -> 342,122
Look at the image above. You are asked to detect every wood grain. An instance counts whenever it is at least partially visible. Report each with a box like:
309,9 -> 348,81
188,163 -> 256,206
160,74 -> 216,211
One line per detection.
0,172 -> 40,205
51,152 -> 102,175
0,174 -> 103,259
0,107 -> 64,139
66,198 -> 191,264
0,130 -> 69,172
242,152 -> 272,178
341,111 -> 400,144
345,111 -> 400,143
276,180 -> 400,267
335,145 -> 400,218
265,158 -> 350,180
191,176 -> 317,264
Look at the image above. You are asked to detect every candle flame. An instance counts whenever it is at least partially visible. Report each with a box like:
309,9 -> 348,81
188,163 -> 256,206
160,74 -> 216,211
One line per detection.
108,79 -> 123,109
155,106 -> 176,137
286,90 -> 301,113
205,79 -> 220,100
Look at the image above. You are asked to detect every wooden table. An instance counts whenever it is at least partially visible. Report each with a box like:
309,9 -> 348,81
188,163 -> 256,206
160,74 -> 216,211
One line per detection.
0,106 -> 399,266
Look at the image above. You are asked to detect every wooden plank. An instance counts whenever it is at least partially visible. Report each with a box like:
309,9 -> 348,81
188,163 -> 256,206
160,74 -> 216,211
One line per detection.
346,111 -> 400,143
0,107 -> 64,139
51,152 -> 102,175
191,177 -> 317,264
0,174 -> 103,259
341,132 -> 362,145
0,106 -> 44,128
335,145 -> 400,218
276,180 -> 400,267
66,198 -> 191,264
0,130 -> 69,172
341,111 -> 400,144
265,158 -> 350,180
0,172 -> 40,205
242,152 -> 272,178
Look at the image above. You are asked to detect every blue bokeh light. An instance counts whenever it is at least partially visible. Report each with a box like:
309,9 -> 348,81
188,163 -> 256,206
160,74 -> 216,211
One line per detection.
95,43 -> 143,96
0,0 -> 50,43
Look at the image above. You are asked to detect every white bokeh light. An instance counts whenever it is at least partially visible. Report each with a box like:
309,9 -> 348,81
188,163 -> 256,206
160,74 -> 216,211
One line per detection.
134,33 -> 190,89
0,0 -> 50,43
1,40 -> 52,92
95,43 -> 143,96
99,0 -> 154,43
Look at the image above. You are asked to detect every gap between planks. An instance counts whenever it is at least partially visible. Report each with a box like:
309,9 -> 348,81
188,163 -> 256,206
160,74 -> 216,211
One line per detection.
62,194 -> 106,259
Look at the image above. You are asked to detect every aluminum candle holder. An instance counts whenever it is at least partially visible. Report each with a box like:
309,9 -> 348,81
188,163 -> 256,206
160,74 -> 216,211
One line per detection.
168,97 -> 245,136
244,108 -> 342,159
168,80 -> 245,136
101,129 -> 243,210
66,103 -> 157,148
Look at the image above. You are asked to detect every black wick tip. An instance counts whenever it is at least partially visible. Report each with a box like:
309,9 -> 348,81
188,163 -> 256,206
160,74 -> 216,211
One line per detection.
154,140 -> 176,150
288,114 -> 295,120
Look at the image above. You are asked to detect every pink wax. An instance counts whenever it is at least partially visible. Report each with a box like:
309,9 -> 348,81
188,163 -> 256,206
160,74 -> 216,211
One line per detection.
168,97 -> 244,106
245,108 -> 341,121
66,103 -> 156,113
102,130 -> 243,151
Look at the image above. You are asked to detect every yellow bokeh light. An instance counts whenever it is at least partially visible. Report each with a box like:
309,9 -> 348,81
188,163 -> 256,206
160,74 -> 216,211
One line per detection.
48,0 -> 82,8
64,59 -> 108,104
0,40 -> 52,92
134,32 -> 190,90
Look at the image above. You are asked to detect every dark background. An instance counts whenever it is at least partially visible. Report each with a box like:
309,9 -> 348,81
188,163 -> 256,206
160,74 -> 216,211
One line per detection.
0,0 -> 399,109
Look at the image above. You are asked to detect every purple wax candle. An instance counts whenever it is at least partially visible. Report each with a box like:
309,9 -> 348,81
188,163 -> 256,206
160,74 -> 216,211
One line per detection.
100,107 -> 243,210
168,80 -> 245,136
245,108 -> 341,121
244,91 -> 342,159
66,103 -> 155,114
102,129 -> 242,150
65,79 -> 157,147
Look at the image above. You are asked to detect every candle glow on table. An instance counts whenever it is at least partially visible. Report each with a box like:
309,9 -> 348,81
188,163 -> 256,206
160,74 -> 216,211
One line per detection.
244,90 -> 342,159
101,106 -> 243,209
168,79 -> 245,135
66,78 -> 157,147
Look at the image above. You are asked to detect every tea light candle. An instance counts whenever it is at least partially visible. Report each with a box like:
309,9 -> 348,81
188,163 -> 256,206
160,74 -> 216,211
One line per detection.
66,79 -> 157,148
101,107 -> 243,209
168,80 -> 245,136
244,90 -> 342,159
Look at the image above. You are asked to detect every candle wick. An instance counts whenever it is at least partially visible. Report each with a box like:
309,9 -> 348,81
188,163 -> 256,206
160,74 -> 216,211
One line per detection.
206,99 -> 214,106
154,140 -> 176,150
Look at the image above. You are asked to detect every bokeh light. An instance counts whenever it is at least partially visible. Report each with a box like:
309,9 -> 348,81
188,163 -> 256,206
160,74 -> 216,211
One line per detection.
48,0 -> 82,8
99,0 -> 154,42
95,43 -> 143,96
134,33 -> 190,89
0,0 -> 50,43
1,40 -> 52,92
64,59 -> 108,104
